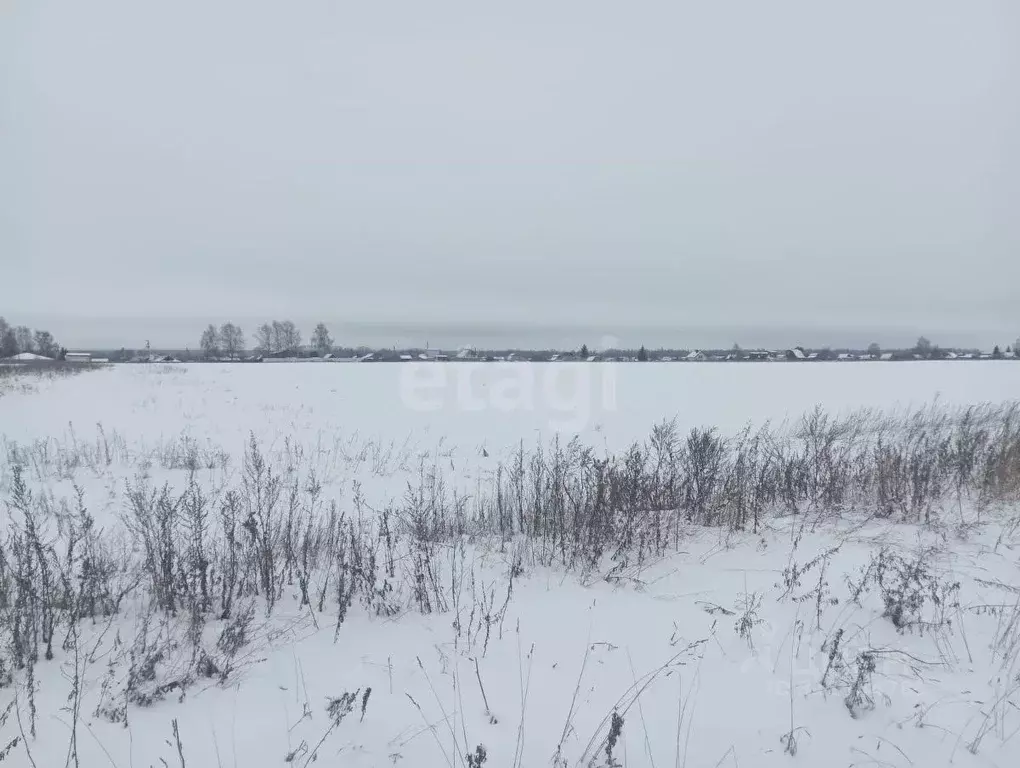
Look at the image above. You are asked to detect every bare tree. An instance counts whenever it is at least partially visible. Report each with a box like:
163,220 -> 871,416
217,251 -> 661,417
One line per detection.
219,323 -> 245,359
253,323 -> 273,355
255,319 -> 303,355
0,317 -> 15,358
914,336 -> 933,357
278,320 -> 301,353
311,323 -> 333,356
14,325 -> 33,354
867,342 -> 881,357
199,324 -> 220,359
270,320 -> 284,354
33,330 -> 59,358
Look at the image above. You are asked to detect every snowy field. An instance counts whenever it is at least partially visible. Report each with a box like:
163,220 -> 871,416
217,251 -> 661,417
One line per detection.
5,360 -> 1020,449
1,362 -> 1020,768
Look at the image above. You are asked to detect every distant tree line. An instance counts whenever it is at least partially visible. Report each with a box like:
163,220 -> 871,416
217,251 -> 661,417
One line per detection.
187,326 -> 1018,363
0,316 -> 63,359
197,321 -> 335,359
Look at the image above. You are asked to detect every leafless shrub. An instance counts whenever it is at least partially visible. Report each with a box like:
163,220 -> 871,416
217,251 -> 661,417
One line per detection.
734,590 -> 764,652
242,434 -> 284,614
843,650 -> 877,718
871,547 -> 960,634
302,688 -> 367,767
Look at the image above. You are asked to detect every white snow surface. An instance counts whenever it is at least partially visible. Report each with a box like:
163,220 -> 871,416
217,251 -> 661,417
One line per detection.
4,359 -> 1020,452
0,363 -> 1019,768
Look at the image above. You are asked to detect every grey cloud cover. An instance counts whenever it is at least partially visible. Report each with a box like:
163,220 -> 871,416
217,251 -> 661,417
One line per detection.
2,0 -> 1018,349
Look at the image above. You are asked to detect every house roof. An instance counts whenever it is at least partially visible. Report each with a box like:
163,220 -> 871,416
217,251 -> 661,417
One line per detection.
2,352 -> 53,361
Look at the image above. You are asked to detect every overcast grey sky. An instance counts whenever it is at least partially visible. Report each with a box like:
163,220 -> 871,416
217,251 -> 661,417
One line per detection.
2,0 -> 1018,350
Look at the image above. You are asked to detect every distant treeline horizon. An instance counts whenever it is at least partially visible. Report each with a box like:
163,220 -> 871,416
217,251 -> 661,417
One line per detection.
4,316 -> 1018,362
65,338 -> 1020,363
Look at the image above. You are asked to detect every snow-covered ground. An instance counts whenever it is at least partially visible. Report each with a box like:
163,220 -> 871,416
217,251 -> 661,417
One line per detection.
1,363 -> 1019,768
4,361 -> 1020,453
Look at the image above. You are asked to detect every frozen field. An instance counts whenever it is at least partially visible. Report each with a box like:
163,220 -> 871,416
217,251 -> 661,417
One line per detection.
5,361 -> 1020,520
5,359 -> 1020,451
1,362 -> 1019,768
